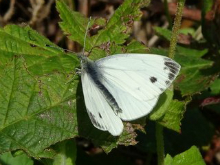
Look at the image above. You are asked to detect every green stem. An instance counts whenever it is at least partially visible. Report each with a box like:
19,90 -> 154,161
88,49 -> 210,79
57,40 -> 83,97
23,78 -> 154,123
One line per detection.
163,0 -> 172,29
156,124 -> 164,165
155,1 -> 186,165
168,0 -> 186,59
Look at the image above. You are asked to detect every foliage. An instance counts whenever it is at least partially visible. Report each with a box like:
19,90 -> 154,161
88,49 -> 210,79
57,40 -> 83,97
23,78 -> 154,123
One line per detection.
0,0 -> 219,164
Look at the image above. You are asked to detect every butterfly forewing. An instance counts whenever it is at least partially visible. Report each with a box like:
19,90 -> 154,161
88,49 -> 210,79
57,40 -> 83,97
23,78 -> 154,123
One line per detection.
96,54 -> 180,100
95,54 -> 181,120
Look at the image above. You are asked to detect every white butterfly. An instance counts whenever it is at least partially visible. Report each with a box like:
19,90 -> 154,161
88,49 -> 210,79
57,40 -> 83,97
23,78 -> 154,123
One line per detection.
80,53 -> 181,136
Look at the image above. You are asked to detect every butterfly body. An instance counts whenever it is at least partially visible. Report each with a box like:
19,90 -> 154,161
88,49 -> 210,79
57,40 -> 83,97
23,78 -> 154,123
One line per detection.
81,57 -> 122,114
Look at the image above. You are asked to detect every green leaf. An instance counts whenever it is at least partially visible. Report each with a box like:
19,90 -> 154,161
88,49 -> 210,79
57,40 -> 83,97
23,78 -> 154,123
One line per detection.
157,99 -> 186,132
0,58 -> 77,158
0,24 -> 78,76
125,40 -> 149,53
0,0 -> 155,156
42,140 -> 77,165
149,88 -> 174,121
56,0 -> 150,59
90,0 -> 150,47
165,146 -> 206,165
210,78 -> 220,95
56,0 -> 93,50
150,86 -> 186,132
176,46 -> 208,58
154,27 -> 172,41
176,54 -> 213,96
0,152 -> 33,165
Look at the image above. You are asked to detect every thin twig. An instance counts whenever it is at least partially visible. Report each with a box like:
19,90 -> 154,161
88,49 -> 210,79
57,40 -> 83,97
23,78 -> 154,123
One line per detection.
3,0 -> 15,22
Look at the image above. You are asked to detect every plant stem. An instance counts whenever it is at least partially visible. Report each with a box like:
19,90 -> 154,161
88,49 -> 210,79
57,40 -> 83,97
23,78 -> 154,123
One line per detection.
155,1 -> 186,165
163,0 -> 172,29
168,0 -> 186,59
156,124 -> 164,165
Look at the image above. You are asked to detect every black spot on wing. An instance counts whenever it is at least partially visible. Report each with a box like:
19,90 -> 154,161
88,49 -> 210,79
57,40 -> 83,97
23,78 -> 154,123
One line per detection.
150,77 -> 157,83
164,61 -> 179,71
170,68 -> 178,74
99,113 -> 102,118
115,109 -> 123,115
163,58 -> 180,84
168,73 -> 175,80
164,57 -> 180,67
164,67 -> 168,71
160,88 -> 164,91
165,80 -> 170,85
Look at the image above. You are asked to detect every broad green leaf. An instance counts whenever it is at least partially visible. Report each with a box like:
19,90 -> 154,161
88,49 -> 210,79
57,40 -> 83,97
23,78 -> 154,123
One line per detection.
0,56 -> 137,156
154,27 -> 208,57
125,40 -> 149,53
176,46 -> 208,58
91,0 -> 150,47
176,55 -> 213,96
154,27 -> 172,41
154,26 -> 197,44
165,146 -> 206,165
42,140 -> 77,165
0,58 -> 77,158
56,0 -> 93,50
149,86 -> 187,132
150,48 -> 214,96
0,0 -> 155,156
179,28 -> 195,36
150,46 -> 208,58
157,99 -> 186,132
89,40 -> 149,61
149,88 -> 174,121
0,152 -> 33,165
56,0 -> 150,59
0,24 -> 78,76
210,78 -> 220,95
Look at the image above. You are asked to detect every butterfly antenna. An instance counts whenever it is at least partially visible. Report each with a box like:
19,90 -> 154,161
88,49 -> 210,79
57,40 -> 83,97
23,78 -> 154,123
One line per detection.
82,16 -> 92,56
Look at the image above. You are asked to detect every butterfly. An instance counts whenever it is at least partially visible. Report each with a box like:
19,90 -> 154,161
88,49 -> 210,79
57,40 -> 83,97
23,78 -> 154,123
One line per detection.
80,53 -> 181,136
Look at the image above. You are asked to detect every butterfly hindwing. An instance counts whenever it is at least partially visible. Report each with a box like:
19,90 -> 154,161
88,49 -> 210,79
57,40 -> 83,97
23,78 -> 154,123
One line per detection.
81,71 -> 124,136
